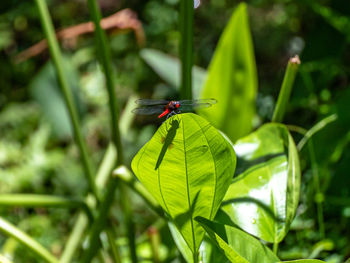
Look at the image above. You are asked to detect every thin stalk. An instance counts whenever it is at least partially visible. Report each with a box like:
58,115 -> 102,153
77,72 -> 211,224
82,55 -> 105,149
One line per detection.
0,217 -> 58,263
60,144 -> 116,263
297,114 -> 337,150
86,0 -> 123,163
82,167 -> 139,262
147,227 -> 160,263
0,194 -> 92,221
34,0 -> 98,198
113,166 -> 163,217
272,55 -> 301,123
180,0 -> 193,99
273,242 -> 279,255
84,1 -> 135,262
106,228 -> 122,263
82,179 -> 119,263
308,139 -> 325,238
193,251 -> 199,263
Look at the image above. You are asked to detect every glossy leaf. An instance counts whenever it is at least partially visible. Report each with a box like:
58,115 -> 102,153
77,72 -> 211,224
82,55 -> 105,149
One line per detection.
199,235 -> 230,263
140,48 -> 207,99
132,113 -> 236,253
196,216 -> 280,263
199,3 -> 258,143
221,123 -> 300,243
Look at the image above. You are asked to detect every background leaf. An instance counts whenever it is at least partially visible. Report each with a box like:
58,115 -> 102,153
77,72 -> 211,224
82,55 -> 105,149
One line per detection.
282,260 -> 326,263
132,113 -> 236,253
30,56 -> 85,139
199,3 -> 258,143
196,216 -> 280,263
221,123 -> 300,243
140,48 -> 207,99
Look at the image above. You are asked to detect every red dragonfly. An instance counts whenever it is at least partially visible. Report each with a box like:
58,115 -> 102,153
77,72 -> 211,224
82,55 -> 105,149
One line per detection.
132,99 -> 217,119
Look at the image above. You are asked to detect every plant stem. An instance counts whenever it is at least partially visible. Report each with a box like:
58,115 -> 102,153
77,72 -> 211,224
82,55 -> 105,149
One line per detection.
113,166 -> 163,217
297,114 -> 337,151
0,194 -> 92,221
148,227 -> 160,263
180,0 -> 193,99
308,139 -> 325,238
106,228 -> 122,263
0,217 -> 58,263
82,179 -> 119,263
60,144 -> 116,263
84,1 -> 136,262
272,55 -> 300,123
273,241 -> 279,255
86,0 -> 123,164
34,0 -> 98,198
193,250 -> 199,263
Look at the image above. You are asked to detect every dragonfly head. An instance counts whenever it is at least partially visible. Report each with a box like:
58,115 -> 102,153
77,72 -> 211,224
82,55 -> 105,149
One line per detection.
175,102 -> 180,108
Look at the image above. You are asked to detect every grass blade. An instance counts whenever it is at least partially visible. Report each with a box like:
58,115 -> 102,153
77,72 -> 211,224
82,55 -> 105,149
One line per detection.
34,0 -> 98,198
0,217 -> 58,263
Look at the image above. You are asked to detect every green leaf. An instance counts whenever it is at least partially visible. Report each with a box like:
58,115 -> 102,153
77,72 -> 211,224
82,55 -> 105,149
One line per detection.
168,222 -> 194,263
199,235 -> 230,263
196,216 -> 279,263
0,216 -> 58,263
140,48 -> 207,99
132,113 -> 236,253
199,3 -> 258,143
282,260 -> 326,263
221,123 -> 301,243
30,56 -> 85,139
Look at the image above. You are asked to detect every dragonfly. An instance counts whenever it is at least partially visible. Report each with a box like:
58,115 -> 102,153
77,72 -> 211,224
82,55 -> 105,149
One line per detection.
132,98 -> 217,119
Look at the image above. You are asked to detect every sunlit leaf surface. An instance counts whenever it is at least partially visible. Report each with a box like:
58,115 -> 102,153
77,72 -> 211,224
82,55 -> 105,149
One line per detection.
132,113 -> 236,253
221,123 -> 300,243
199,3 -> 258,143
196,216 -> 280,263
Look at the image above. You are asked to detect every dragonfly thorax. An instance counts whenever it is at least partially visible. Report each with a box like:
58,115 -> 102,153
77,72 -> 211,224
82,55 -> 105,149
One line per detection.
167,101 -> 181,111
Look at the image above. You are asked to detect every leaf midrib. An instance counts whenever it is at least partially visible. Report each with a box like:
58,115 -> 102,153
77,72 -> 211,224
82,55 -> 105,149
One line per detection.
182,116 -> 196,253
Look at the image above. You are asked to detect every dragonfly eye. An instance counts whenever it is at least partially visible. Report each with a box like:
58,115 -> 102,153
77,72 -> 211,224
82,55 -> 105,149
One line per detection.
175,103 -> 180,108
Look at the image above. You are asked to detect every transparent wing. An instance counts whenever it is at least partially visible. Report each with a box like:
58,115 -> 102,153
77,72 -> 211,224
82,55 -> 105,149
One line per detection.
135,99 -> 169,106
179,103 -> 213,112
132,105 -> 165,115
179,98 -> 217,105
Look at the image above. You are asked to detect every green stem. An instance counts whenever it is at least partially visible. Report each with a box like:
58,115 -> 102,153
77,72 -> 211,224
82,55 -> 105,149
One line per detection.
308,139 -> 325,238
60,144 -> 116,263
83,1 -> 135,262
272,55 -> 301,123
148,227 -> 160,263
0,194 -> 92,221
193,250 -> 199,263
273,241 -> 279,255
0,217 -> 58,263
86,0 -> 123,164
297,114 -> 337,150
106,228 -> 122,263
82,167 -> 139,263
82,179 -> 119,262
113,166 -> 163,217
34,0 -> 98,198
180,0 -> 193,99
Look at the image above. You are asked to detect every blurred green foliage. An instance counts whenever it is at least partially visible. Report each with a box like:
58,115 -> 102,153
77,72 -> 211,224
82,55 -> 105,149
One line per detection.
0,0 -> 349,262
